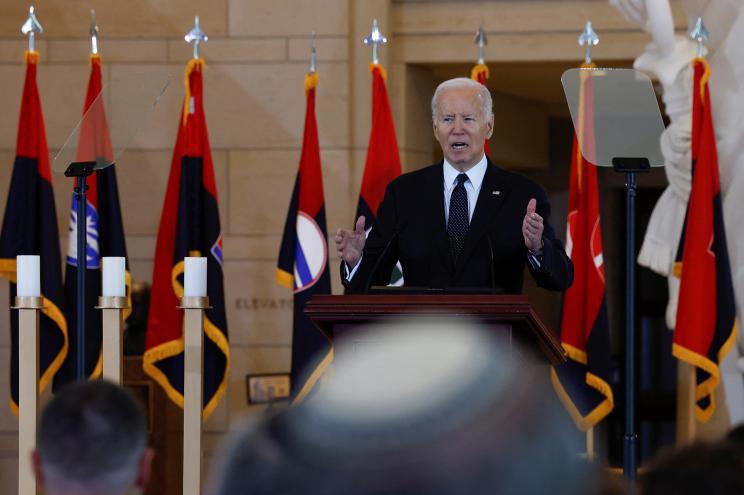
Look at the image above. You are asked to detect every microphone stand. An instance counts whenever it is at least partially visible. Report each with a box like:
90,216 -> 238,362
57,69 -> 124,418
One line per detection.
486,235 -> 497,294
364,232 -> 400,293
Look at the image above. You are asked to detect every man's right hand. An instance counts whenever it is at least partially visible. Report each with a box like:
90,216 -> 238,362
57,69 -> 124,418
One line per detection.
335,216 -> 366,267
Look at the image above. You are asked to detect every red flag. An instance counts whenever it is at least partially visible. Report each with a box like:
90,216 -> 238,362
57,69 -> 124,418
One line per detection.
470,63 -> 491,156
355,63 -> 402,226
0,51 -> 68,413
276,71 -> 332,401
551,65 -> 613,430
144,58 -> 230,420
672,58 -> 738,423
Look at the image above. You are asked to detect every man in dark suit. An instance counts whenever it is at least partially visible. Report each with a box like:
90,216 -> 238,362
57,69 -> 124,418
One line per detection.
336,77 -> 572,294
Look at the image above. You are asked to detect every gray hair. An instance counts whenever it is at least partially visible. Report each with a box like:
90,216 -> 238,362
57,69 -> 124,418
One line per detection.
37,380 -> 148,495
431,77 -> 493,121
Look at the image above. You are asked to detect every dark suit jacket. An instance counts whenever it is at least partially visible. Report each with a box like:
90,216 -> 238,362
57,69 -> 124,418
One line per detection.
343,160 -> 573,294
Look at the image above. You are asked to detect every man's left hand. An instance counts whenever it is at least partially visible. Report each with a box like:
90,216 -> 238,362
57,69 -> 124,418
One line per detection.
522,198 -> 544,252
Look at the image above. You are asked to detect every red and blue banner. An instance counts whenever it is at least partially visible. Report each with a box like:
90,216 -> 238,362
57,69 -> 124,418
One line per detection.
144,58 -> 230,419
0,51 -> 68,413
672,58 -> 738,423
54,53 -> 131,388
276,71 -> 331,401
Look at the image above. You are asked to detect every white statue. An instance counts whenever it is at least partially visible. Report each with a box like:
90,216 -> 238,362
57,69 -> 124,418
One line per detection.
609,0 -> 744,426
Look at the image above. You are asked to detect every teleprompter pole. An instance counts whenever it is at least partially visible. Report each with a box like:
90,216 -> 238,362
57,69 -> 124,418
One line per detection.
612,157 -> 650,482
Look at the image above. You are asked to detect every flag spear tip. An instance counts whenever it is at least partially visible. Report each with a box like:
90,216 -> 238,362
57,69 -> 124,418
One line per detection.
21,5 -> 43,52
363,18 -> 387,65
578,20 -> 599,64
185,15 -> 208,59
90,10 -> 99,55
474,25 -> 487,65
689,17 -> 709,58
309,32 -> 317,74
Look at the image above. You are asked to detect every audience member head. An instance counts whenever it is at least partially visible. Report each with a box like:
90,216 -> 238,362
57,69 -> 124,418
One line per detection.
210,318 -> 592,495
641,440 -> 744,495
33,379 -> 153,495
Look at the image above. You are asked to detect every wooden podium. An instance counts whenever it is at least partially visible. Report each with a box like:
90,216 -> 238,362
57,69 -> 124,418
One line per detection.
304,294 -> 565,365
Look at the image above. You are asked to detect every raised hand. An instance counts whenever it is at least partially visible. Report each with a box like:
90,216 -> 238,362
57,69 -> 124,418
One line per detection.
522,198 -> 544,252
335,216 -> 366,267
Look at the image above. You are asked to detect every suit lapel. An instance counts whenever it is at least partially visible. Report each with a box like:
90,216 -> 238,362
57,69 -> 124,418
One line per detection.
454,162 -> 510,277
426,162 -> 453,276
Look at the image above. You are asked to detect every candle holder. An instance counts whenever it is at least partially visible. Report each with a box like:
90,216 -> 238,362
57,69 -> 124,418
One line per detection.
96,296 -> 130,384
179,295 -> 210,495
12,295 -> 44,495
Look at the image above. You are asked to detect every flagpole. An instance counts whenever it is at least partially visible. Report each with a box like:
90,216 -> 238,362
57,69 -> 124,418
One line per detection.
586,427 -> 595,461
686,363 -> 697,442
678,17 -> 709,445
579,21 -> 600,466
182,20 -> 209,495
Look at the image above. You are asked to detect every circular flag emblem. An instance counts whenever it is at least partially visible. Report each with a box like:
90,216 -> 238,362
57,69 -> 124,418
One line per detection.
294,212 -> 328,292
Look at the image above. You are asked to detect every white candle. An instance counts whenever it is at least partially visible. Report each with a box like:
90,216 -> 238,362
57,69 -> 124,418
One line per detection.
102,257 -> 126,297
184,257 -> 207,297
16,255 -> 40,297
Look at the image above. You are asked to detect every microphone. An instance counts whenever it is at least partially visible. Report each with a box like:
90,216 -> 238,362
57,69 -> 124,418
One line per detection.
364,220 -> 407,293
486,234 -> 497,294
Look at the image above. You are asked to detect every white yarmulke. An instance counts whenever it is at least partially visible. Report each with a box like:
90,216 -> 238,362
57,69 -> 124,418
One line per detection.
285,318 -> 519,459
318,318 -> 509,423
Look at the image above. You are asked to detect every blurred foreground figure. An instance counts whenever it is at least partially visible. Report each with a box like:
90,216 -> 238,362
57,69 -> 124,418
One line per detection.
32,380 -> 153,495
641,440 -> 744,495
210,319 -> 592,495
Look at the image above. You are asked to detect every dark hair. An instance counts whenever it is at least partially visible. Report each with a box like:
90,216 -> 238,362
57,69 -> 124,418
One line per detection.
37,380 -> 148,494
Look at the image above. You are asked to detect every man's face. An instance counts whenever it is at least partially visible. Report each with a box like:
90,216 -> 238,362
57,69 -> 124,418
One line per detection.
433,86 -> 494,171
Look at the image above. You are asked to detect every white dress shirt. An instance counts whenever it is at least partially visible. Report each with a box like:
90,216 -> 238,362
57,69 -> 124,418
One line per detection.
442,154 -> 488,225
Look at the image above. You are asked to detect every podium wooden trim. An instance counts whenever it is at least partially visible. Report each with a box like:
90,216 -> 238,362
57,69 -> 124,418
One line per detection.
305,294 -> 566,365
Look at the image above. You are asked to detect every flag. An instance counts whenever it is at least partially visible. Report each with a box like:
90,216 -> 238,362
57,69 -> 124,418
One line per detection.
276,71 -> 332,401
355,63 -> 402,284
0,51 -> 68,413
551,64 -> 614,430
53,53 -> 131,389
672,57 -> 738,423
143,58 -> 230,419
470,63 -> 491,156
